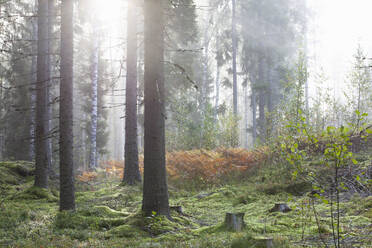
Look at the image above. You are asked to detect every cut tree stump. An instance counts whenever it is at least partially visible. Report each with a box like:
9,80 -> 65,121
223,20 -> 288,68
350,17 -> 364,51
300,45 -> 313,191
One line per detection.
170,206 -> 184,215
269,203 -> 292,213
225,212 -> 245,231
253,237 -> 274,248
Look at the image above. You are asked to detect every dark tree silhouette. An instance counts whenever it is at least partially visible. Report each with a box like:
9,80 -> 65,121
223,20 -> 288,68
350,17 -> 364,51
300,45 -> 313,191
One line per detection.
34,0 -> 49,189
59,0 -> 75,211
142,0 -> 170,217
123,0 -> 141,185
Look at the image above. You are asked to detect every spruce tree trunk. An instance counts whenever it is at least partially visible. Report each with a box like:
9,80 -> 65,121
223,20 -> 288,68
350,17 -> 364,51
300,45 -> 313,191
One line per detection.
34,0 -> 49,189
46,0 -> 54,174
59,0 -> 75,211
29,2 -> 37,161
232,0 -> 238,115
89,25 -> 99,170
142,0 -> 170,217
123,0 -> 141,185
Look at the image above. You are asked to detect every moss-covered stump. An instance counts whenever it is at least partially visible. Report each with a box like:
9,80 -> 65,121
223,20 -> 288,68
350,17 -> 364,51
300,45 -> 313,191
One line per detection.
106,224 -> 148,238
55,208 -> 127,231
269,203 -> 292,213
231,235 -> 288,248
0,161 -> 34,185
16,186 -> 58,202
225,212 -> 245,231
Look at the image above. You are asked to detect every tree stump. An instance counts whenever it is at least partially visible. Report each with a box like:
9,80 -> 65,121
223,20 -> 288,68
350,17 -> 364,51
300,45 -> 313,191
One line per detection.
170,206 -> 184,215
269,203 -> 292,213
225,212 -> 245,231
254,237 -> 274,248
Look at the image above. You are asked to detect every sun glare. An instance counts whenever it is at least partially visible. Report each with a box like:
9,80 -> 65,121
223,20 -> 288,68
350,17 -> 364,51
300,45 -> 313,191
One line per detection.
90,0 -> 123,26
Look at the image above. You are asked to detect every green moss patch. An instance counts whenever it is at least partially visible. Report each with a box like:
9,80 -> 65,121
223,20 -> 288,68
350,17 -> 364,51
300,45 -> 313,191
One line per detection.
15,186 -> 58,202
0,161 -> 34,185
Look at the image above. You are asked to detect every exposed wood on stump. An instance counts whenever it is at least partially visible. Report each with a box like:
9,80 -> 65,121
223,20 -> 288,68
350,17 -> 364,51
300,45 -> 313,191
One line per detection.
225,212 -> 245,231
253,237 -> 274,248
269,203 -> 292,213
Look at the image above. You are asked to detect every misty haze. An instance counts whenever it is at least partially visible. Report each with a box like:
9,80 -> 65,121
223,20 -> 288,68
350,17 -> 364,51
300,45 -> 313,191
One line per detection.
0,0 -> 371,247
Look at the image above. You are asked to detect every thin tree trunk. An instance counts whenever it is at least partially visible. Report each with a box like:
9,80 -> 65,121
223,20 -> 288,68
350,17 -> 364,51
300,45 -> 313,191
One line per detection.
30,2 -> 37,161
251,86 -> 257,145
142,0 -> 170,217
214,64 -> 220,122
244,84 -> 248,148
123,0 -> 141,185
232,0 -> 238,115
89,25 -> 99,170
258,56 -> 266,142
60,0 -> 75,211
46,0 -> 54,174
199,13 -> 211,148
0,65 -> 3,161
34,0 -> 49,189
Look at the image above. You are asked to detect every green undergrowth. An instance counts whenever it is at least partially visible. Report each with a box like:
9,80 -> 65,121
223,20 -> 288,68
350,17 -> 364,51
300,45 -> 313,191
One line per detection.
0,155 -> 371,247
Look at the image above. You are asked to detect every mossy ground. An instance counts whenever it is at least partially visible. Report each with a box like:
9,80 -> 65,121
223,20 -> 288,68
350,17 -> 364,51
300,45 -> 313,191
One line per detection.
0,156 -> 371,247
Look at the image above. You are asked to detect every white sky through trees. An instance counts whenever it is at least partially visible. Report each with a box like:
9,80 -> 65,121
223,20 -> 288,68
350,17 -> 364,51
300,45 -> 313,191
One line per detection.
308,0 -> 372,99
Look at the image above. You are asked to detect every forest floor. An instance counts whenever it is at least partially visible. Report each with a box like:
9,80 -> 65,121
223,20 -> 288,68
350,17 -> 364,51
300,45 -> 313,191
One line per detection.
0,149 -> 371,247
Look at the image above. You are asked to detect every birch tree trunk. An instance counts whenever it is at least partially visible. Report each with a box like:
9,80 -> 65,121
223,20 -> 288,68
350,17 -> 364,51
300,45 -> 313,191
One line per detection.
258,56 -> 266,142
89,25 -> 99,170
244,84 -> 249,148
214,64 -> 220,122
199,16 -> 210,148
142,0 -> 170,217
251,86 -> 257,145
34,0 -> 49,188
59,0 -> 75,211
123,0 -> 141,185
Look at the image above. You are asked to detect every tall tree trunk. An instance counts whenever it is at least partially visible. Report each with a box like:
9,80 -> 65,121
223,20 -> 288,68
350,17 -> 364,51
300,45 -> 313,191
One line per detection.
142,0 -> 170,217
34,0 -> 49,189
60,0 -> 75,211
244,84 -> 248,148
46,0 -> 54,174
258,56 -> 266,142
0,64 -> 3,161
123,0 -> 141,185
199,17 -> 210,148
232,0 -> 238,115
214,64 -> 220,122
30,2 -> 37,161
251,86 -> 257,145
89,25 -> 99,170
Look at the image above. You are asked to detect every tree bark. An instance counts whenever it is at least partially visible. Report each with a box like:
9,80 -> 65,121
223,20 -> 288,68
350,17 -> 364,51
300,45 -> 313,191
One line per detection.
142,0 -> 170,217
59,0 -> 75,211
46,0 -> 54,174
232,0 -> 238,116
251,86 -> 257,145
258,56 -> 266,142
123,0 -> 141,185
244,84 -> 248,148
34,0 -> 49,189
29,1 -> 37,161
214,64 -> 220,122
225,212 -> 245,231
89,25 -> 99,170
